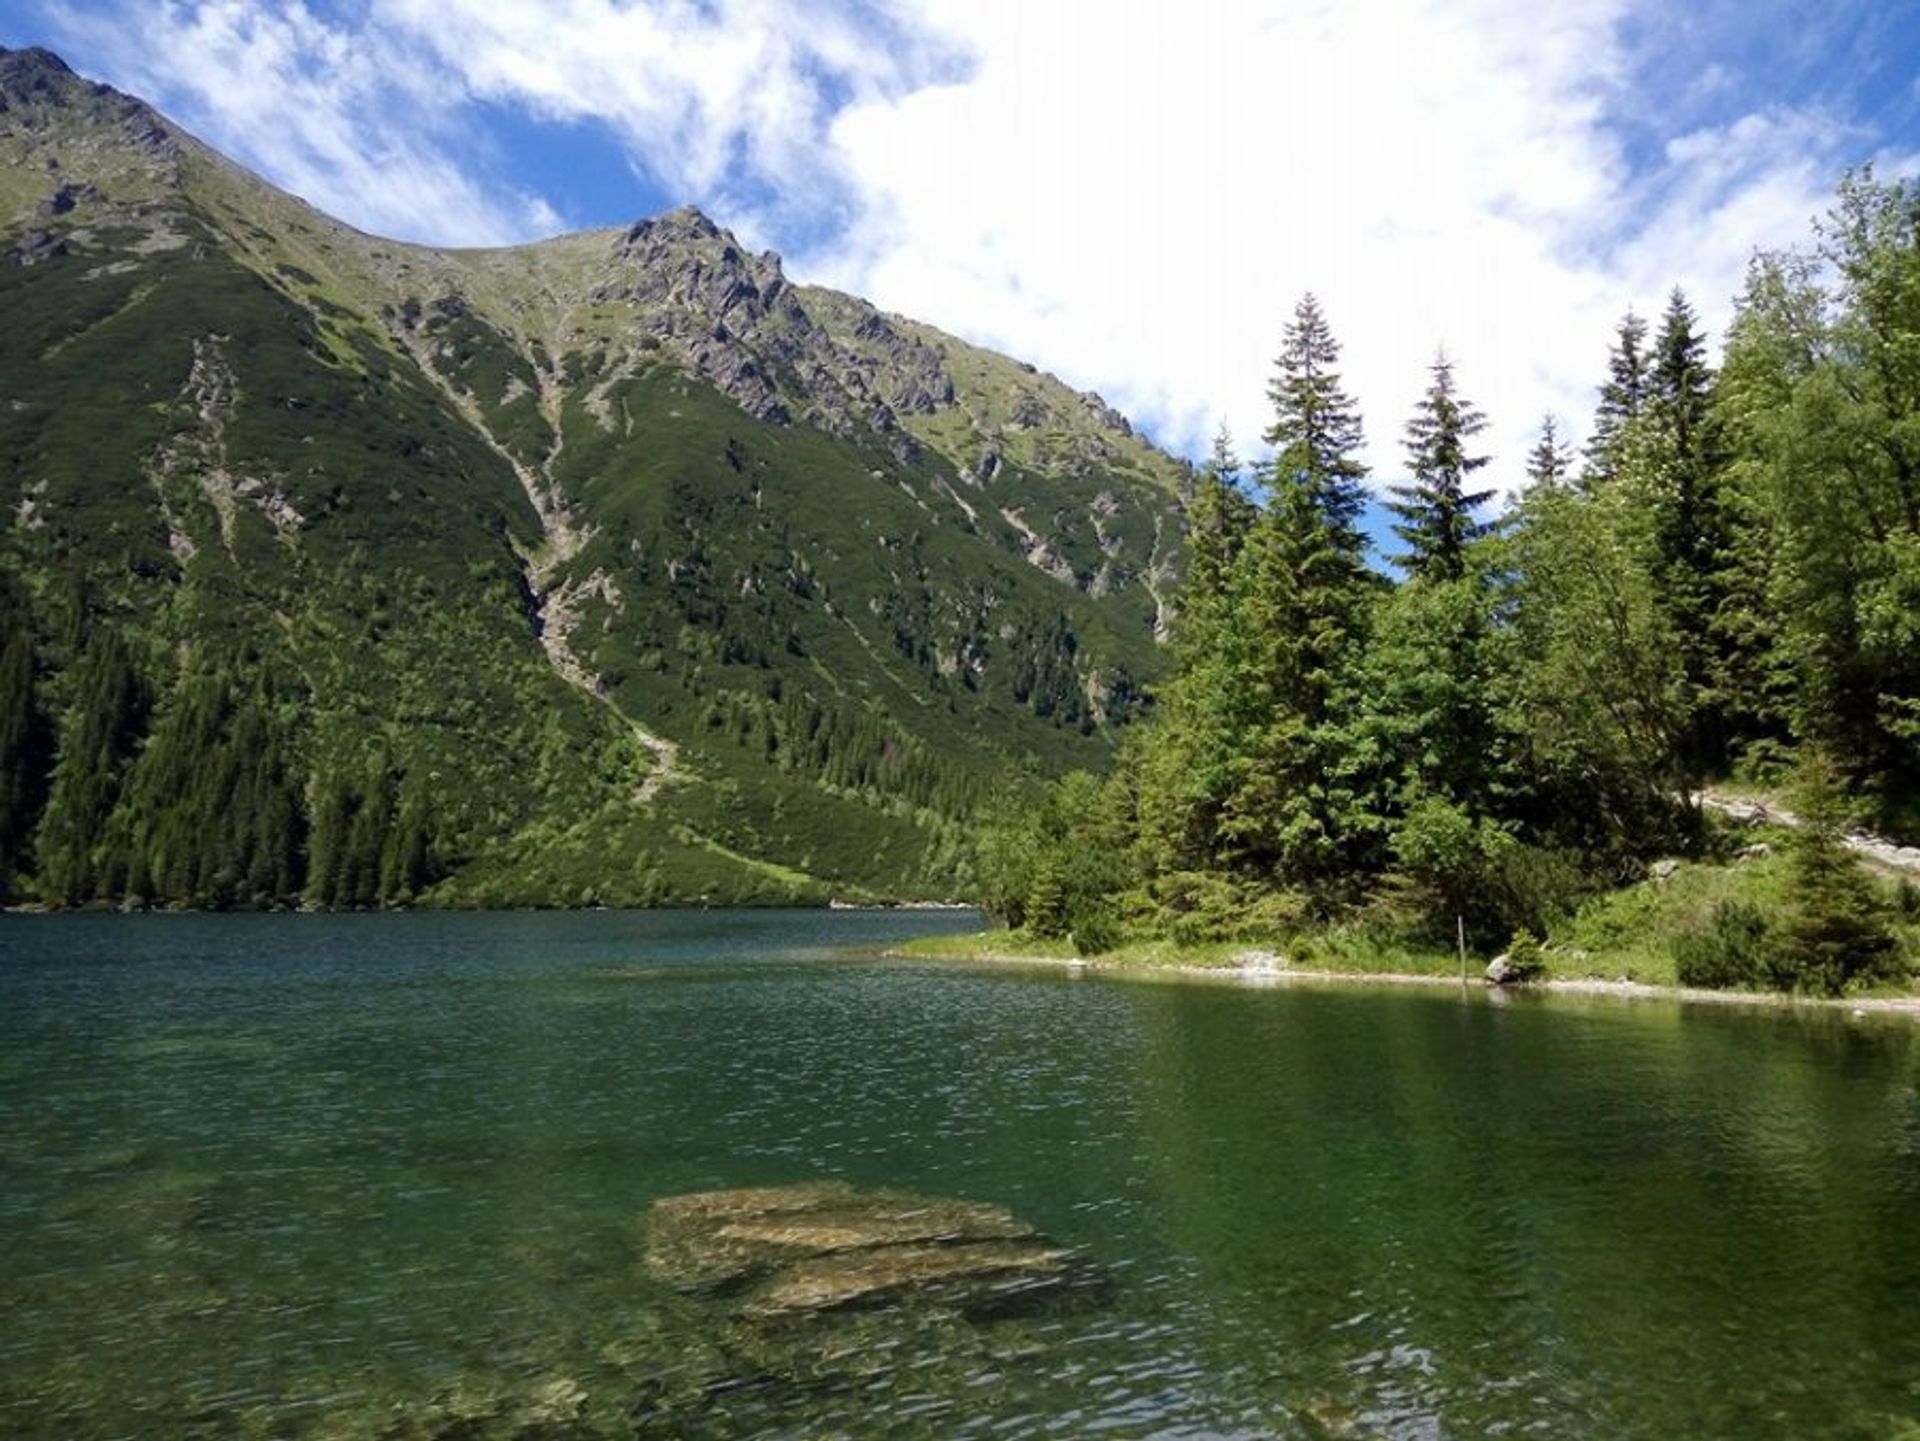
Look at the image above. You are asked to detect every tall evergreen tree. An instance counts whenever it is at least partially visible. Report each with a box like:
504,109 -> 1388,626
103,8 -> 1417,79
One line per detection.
1179,424 -> 1256,654
1214,479 -> 1365,883
1206,301 -> 1381,884
1264,293 -> 1370,561
0,623 -> 51,900
1525,414 -> 1573,492
1389,351 -> 1493,582
34,631 -> 149,906
1652,288 -> 1714,458
1641,286 -> 1734,769
1585,310 -> 1651,481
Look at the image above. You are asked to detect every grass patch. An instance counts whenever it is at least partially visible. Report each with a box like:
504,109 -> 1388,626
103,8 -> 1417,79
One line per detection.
1549,854 -> 1799,986
903,848 -> 1920,997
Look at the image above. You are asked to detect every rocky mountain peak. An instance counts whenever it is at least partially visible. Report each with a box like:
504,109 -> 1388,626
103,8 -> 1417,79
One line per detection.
0,46 -> 179,163
611,205 -> 789,315
0,46 -> 77,105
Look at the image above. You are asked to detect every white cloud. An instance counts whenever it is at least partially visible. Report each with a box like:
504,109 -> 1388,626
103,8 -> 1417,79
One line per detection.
798,0 -> 1884,486
36,0 -> 1913,489
373,0 -> 953,222
47,0 -> 548,245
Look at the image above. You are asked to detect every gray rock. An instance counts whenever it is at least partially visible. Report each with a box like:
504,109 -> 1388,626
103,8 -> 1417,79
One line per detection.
1650,858 -> 1680,881
1736,842 -> 1773,862
1485,954 -> 1519,985
37,180 -> 95,216
1231,949 -> 1285,975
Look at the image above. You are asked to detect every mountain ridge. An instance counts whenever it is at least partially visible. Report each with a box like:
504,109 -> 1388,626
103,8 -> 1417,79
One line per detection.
0,45 -> 1188,909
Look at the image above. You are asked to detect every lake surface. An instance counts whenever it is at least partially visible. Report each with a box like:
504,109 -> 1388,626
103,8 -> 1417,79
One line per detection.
4,910 -> 1920,1439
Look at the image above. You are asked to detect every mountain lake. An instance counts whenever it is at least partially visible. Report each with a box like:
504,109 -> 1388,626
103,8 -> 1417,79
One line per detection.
3,909 -> 1919,1439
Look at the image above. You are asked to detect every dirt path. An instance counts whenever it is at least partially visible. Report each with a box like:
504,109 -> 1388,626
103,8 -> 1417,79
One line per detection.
1696,791 -> 1920,877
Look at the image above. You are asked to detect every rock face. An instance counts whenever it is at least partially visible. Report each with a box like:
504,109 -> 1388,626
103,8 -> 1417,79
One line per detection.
597,209 -> 956,446
643,1180 -> 1076,1317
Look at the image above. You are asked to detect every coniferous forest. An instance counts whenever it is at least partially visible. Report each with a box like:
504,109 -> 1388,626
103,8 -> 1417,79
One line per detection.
976,172 -> 1920,995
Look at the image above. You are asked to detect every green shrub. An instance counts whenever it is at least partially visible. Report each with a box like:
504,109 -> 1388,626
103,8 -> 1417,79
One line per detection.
1155,869 -> 1248,945
1894,879 -> 1920,924
1068,903 -> 1122,957
1778,755 -> 1901,995
1152,870 -> 1305,946
1673,901 -> 1772,990
1504,928 -> 1548,981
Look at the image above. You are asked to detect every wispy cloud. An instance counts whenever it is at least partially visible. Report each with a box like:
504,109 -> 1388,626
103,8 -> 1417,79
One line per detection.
40,0 -> 549,245
19,0 -> 1916,484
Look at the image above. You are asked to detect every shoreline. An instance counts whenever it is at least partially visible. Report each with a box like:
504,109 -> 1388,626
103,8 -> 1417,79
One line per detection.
887,939 -> 1920,1017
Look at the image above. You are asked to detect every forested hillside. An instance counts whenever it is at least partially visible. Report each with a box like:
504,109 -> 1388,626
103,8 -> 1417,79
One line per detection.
987,173 -> 1920,994
0,47 -> 1186,909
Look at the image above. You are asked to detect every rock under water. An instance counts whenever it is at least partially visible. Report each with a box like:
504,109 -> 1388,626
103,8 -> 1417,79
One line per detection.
641,1180 -> 1079,1317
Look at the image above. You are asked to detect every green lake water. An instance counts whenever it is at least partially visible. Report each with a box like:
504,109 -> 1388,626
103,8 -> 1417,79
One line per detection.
4,910 -> 1920,1439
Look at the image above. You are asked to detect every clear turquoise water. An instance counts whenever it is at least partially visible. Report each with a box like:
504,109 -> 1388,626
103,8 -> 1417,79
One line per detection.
4,910 -> 1920,1439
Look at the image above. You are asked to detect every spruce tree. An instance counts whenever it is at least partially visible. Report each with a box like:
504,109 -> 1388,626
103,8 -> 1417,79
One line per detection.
1207,301 -> 1381,884
1585,310 -> 1650,482
34,632 -> 148,906
1389,351 -> 1493,582
1781,753 -> 1898,994
1652,288 -> 1713,459
1179,424 -> 1255,654
1524,414 -> 1573,492
0,624 -> 50,900
1264,293 -> 1370,562
1643,286 -> 1733,770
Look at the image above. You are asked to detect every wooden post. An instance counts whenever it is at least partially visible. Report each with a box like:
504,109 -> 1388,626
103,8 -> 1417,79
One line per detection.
1457,914 -> 1467,984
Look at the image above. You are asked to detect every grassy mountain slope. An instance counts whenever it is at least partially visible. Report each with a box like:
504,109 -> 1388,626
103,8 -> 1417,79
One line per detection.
0,46 -> 1188,909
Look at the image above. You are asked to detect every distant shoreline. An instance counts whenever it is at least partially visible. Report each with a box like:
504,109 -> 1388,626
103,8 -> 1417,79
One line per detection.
888,935 -> 1920,1017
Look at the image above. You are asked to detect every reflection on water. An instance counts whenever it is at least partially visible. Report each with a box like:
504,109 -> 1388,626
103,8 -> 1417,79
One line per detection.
2,911 -> 1919,1438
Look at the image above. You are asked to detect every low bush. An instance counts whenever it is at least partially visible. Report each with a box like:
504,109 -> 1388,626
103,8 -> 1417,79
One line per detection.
1068,903 -> 1122,957
1673,901 -> 1773,990
1504,928 -> 1549,981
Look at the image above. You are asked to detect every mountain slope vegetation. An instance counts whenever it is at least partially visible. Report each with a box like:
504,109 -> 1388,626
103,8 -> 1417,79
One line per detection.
0,46 -> 1187,909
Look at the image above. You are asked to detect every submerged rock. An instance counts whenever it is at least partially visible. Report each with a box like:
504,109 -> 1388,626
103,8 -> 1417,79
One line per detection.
621,1181 -> 1095,1432
643,1180 -> 1074,1316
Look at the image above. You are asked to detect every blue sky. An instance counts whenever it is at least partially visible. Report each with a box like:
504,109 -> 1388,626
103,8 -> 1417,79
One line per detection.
5,0 -> 1918,489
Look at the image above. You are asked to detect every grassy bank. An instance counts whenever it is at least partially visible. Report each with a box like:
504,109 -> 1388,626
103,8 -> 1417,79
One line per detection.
900,840 -> 1920,1002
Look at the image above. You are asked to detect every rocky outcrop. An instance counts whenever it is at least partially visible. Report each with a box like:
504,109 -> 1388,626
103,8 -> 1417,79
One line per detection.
0,46 -> 80,111
0,46 -> 180,162
594,209 -> 956,445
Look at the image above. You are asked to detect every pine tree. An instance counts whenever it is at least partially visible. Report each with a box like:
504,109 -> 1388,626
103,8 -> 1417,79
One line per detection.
1524,414 -> 1573,492
1264,293 -> 1370,561
1585,310 -> 1650,482
0,624 -> 51,900
34,631 -> 149,906
1781,752 -> 1898,994
1179,424 -> 1255,653
1642,286 -> 1733,770
1652,288 -> 1713,459
1389,351 -> 1493,582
